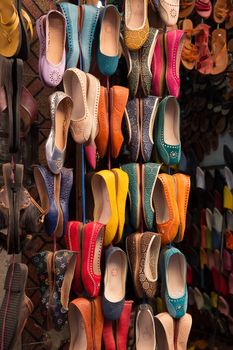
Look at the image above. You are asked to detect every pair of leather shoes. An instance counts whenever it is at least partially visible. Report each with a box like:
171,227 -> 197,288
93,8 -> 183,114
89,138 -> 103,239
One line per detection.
34,166 -> 73,237
68,297 -> 103,350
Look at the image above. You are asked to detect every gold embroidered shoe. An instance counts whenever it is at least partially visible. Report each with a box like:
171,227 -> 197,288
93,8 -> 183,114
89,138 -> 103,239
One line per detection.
124,0 -> 149,50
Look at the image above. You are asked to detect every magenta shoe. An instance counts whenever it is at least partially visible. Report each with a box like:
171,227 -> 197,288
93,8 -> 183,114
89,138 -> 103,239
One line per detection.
36,10 -> 66,88
152,31 -> 165,97
165,30 -> 185,98
85,143 -> 97,170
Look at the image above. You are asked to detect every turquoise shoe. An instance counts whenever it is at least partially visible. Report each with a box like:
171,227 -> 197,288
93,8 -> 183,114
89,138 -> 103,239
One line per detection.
59,3 -> 80,69
155,96 -> 181,165
160,247 -> 187,319
96,5 -> 121,76
81,5 -> 100,73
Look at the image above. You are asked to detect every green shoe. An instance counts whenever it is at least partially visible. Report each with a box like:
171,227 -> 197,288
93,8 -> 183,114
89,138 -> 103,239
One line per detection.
155,96 -> 181,166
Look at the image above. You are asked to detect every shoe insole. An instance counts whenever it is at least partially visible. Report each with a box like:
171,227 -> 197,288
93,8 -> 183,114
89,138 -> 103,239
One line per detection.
137,310 -> 155,350
93,226 -> 104,275
153,180 -> 169,224
55,101 -> 67,151
145,236 -> 159,281
105,251 -> 124,302
164,98 -> 179,145
69,306 -> 87,350
47,12 -> 64,64
93,176 -> 111,224
71,74 -> 85,121
167,254 -> 185,298
127,0 -> 145,29
100,6 -> 120,57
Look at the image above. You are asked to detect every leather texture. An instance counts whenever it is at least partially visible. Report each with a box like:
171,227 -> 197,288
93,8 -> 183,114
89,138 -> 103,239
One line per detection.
96,86 -> 109,158
46,92 -> 72,175
60,168 -> 73,235
152,31 -> 165,97
96,5 -> 121,76
116,300 -> 133,350
36,11 -> 66,87
153,173 -> 180,245
155,96 -> 181,165
82,222 -> 104,298
110,86 -> 129,159
59,3 -> 80,69
92,297 -> 104,350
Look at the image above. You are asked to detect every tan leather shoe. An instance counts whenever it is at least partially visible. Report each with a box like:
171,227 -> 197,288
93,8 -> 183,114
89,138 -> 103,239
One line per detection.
95,86 -> 109,158
154,312 -> 174,350
68,298 -> 93,350
174,313 -> 192,350
91,297 -> 104,350
110,86 -> 129,159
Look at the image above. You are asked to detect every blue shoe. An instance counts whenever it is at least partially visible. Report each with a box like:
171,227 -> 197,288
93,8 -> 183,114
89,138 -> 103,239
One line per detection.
81,5 -> 100,72
59,3 -> 80,69
96,5 -> 121,76
160,247 -> 187,319
155,96 -> 181,165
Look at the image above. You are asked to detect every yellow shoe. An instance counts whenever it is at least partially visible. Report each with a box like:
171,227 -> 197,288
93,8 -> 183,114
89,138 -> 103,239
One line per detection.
92,170 -> 118,246
223,185 -> 233,211
0,0 -> 20,57
111,168 -> 129,244
211,291 -> 218,308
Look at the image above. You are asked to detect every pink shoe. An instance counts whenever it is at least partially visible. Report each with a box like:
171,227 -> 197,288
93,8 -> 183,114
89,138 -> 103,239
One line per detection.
36,10 -> 66,87
152,31 -> 165,97
195,0 -> 212,19
165,30 -> 185,98
85,144 -> 97,169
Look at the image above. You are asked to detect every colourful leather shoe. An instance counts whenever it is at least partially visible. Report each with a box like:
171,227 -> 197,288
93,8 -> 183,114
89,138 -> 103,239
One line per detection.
165,30 -> 185,98
142,163 -> 161,231
95,86 -> 109,158
125,99 -> 140,162
174,313 -> 192,350
173,173 -> 191,242
141,97 -> 159,162
59,2 -> 80,69
80,5 -> 99,72
82,222 -> 105,298
36,11 -> 66,87
154,312 -> 174,349
116,300 -> 133,350
92,170 -> 118,246
136,304 -> 156,350
153,174 -> 179,244
63,68 -> 92,144
102,246 -> 127,320
124,0 -> 149,50
96,5 -> 121,76
92,297 -> 104,350
65,221 -> 83,295
155,96 -> 181,166
152,31 -> 165,97
160,247 -> 187,319
110,86 -> 129,159
111,168 -> 129,243
121,163 -> 141,231
46,92 -> 72,175
152,0 -> 179,26
121,38 -> 140,97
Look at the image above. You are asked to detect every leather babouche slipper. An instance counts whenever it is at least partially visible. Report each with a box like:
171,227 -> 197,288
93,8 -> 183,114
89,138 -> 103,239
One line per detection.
152,0 -> 179,25
211,28 -> 228,75
95,86 -> 109,158
152,31 -> 165,97
46,92 -> 73,175
16,0 -> 33,60
154,312 -> 174,350
136,304 -> 156,350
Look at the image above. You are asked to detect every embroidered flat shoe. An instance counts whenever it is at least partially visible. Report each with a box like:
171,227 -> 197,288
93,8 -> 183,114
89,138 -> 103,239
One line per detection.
142,163 -> 161,231
92,170 -> 118,246
102,246 -> 127,320
36,10 -> 66,87
95,86 -> 109,158
59,3 -> 80,69
152,0 -> 179,25
82,222 -> 105,298
46,92 -> 72,175
124,0 -> 149,50
121,38 -> 140,97
125,98 -> 140,162
136,304 -> 156,350
160,247 -> 188,319
165,30 -> 185,98
153,173 -> 179,244
63,68 -> 92,144
96,5 -> 121,76
155,96 -> 181,165
60,168 -> 73,235
152,31 -> 165,97
110,86 -> 129,159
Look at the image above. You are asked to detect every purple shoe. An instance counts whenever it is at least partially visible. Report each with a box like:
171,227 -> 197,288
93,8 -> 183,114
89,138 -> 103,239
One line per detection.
36,11 -> 66,88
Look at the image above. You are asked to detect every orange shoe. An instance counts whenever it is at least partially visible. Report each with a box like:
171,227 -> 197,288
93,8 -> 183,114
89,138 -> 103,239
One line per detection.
95,86 -> 109,158
173,173 -> 191,242
110,86 -> 129,159
153,174 -> 179,245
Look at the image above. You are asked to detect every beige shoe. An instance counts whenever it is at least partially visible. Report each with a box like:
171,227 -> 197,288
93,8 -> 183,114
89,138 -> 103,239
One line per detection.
136,304 -> 156,350
153,0 -> 179,26
154,312 -> 174,350
174,313 -> 192,350
63,68 -> 91,144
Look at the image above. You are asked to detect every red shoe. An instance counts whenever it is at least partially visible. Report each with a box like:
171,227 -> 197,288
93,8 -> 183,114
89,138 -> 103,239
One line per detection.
65,221 -> 83,295
103,319 -> 116,350
187,263 -> 193,285
82,222 -> 105,297
116,300 -> 133,350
